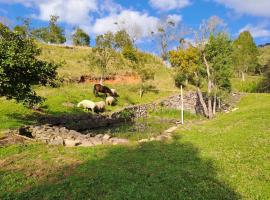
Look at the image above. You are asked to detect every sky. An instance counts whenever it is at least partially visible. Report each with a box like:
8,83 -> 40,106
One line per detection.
0,0 -> 270,53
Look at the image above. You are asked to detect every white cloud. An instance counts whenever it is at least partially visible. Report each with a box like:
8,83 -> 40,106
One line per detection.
0,0 -> 98,25
149,0 -> 190,11
166,14 -> 182,25
239,24 -> 270,38
215,0 -> 270,17
92,10 -> 159,40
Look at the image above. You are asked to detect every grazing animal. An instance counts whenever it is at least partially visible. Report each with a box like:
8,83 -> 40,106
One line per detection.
77,100 -> 96,112
95,101 -> 106,112
106,96 -> 116,106
93,84 -> 114,97
110,88 -> 119,97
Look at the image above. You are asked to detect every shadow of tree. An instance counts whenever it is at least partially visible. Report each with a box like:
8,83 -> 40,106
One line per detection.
1,139 -> 240,200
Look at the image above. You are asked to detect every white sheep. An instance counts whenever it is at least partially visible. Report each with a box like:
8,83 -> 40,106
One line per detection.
77,100 -> 96,112
110,88 -> 119,97
95,101 -> 106,112
106,96 -> 116,106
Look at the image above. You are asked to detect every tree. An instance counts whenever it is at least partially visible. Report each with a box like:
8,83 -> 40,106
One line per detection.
169,17 -> 232,119
0,23 -> 58,106
89,47 -> 116,84
72,28 -> 90,46
232,31 -> 259,81
32,15 -> 66,44
95,32 -> 115,49
13,18 -> 31,38
259,60 -> 270,92
114,30 -> 133,50
123,46 -> 154,97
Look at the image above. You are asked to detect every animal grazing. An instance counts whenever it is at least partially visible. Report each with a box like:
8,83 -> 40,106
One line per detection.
110,88 -> 119,97
77,100 -> 96,112
93,84 -> 114,97
106,96 -> 116,106
94,101 -> 106,112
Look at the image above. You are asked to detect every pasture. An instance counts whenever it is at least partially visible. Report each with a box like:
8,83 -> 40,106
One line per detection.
0,94 -> 269,199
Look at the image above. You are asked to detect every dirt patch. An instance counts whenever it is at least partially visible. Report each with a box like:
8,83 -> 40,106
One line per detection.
79,74 -> 141,85
0,135 -> 28,146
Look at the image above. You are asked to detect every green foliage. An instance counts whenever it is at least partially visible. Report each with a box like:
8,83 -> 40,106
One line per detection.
95,32 -> 115,49
259,61 -> 270,92
122,45 -> 138,63
232,31 -> 259,78
0,23 -> 58,106
72,28 -> 90,46
13,18 -> 31,38
205,33 -> 233,92
89,47 -> 117,78
114,30 -> 133,50
169,45 -> 201,87
32,15 -> 66,44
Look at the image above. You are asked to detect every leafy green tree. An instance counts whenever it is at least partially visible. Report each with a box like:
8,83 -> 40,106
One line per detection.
232,31 -> 259,81
89,47 -> 116,84
123,46 -> 154,97
13,18 -> 31,38
95,32 -> 115,49
114,30 -> 133,50
72,28 -> 90,46
32,15 -> 66,44
259,60 -> 270,92
0,23 -> 58,106
169,32 -> 232,118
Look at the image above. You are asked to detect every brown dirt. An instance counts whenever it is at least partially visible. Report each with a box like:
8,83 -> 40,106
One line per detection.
80,74 -> 141,85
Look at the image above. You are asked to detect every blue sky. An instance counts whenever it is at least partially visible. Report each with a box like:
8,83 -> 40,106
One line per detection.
0,0 -> 269,53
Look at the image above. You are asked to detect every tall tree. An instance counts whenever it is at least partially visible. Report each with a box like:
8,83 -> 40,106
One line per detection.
13,17 -> 31,38
169,17 -> 232,119
32,15 -> 66,44
232,31 -> 259,81
72,28 -> 90,46
95,32 -> 115,49
114,30 -> 133,50
0,23 -> 58,106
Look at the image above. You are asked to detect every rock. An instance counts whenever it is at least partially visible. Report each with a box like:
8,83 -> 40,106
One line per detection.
79,141 -> 94,147
103,134 -> 111,140
156,135 -> 168,141
64,139 -> 82,147
48,136 -> 64,146
138,139 -> 149,143
90,138 -> 103,145
19,126 -> 33,138
109,138 -> 129,145
164,126 -> 178,133
95,134 -> 103,139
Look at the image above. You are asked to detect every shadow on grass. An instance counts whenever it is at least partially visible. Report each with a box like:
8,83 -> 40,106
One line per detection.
1,139 -> 240,200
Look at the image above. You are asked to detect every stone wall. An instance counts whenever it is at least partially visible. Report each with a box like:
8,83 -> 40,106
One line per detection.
114,91 -> 202,118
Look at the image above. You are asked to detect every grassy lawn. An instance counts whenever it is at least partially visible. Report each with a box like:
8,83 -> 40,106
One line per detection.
0,94 -> 269,199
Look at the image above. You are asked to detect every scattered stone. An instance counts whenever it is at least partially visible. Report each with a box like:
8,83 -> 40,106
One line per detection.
95,134 -> 103,139
103,134 -> 111,140
164,126 -> 178,133
138,139 -> 149,143
48,136 -> 64,146
64,139 -> 82,147
109,138 -> 129,145
79,141 -> 94,147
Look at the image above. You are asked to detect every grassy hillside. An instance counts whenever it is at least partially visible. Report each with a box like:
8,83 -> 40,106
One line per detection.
0,44 -> 177,132
0,94 -> 269,199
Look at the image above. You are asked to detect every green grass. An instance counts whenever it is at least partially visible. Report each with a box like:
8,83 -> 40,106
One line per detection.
231,76 -> 263,93
149,107 -> 200,120
0,94 -> 269,199
0,82 -> 176,132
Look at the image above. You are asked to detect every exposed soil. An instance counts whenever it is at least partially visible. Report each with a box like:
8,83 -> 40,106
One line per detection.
79,74 -> 141,84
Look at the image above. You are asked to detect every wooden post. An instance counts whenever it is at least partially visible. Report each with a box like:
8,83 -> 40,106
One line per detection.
181,85 -> 184,125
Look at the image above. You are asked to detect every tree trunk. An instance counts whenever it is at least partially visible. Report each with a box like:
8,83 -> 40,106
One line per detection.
241,71 -> 245,81
99,75 -> 103,85
203,53 -> 213,119
213,94 -> 217,116
218,98 -> 221,109
139,87 -> 143,98
196,88 -> 208,117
